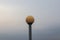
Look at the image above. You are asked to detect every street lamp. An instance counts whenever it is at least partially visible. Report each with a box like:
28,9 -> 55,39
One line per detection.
26,16 -> 34,40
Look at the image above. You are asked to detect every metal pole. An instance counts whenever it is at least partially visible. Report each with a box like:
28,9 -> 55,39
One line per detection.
29,24 -> 32,40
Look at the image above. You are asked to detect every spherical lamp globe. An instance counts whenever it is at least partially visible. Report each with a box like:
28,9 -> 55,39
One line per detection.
26,16 -> 34,25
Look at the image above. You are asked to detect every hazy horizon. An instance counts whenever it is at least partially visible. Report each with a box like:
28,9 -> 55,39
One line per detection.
0,0 -> 60,40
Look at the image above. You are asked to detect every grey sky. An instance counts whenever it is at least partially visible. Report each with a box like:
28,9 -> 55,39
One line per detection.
0,0 -> 60,40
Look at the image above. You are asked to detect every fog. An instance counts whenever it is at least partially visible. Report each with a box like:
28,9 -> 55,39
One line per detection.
0,0 -> 60,40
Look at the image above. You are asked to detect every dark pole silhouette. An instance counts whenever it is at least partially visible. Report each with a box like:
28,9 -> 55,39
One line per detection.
26,16 -> 34,40
29,24 -> 32,40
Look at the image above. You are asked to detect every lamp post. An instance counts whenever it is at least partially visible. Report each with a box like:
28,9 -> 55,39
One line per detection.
26,16 -> 34,40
